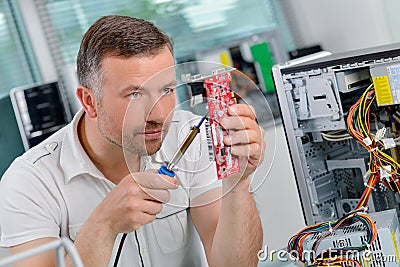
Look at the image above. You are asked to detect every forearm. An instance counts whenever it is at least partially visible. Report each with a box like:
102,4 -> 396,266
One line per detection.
209,178 -> 262,267
66,215 -> 117,267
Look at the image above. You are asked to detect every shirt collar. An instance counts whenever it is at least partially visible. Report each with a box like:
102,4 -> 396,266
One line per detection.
60,109 -> 105,184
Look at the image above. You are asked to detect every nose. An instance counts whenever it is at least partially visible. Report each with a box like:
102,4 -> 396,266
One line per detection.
146,95 -> 167,123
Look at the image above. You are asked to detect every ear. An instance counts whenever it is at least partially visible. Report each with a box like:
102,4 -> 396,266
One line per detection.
76,85 -> 98,118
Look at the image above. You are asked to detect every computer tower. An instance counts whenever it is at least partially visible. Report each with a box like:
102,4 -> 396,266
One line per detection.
10,81 -> 71,150
272,43 -> 400,225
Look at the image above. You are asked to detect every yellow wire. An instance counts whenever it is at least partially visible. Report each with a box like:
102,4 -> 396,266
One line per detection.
314,258 -> 360,267
357,85 -> 373,138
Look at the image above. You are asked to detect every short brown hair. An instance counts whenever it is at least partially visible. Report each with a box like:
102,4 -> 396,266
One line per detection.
77,15 -> 173,98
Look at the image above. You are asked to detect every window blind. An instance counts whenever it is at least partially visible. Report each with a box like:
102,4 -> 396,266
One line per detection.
33,0 -> 289,115
0,0 -> 41,97
34,0 -> 282,63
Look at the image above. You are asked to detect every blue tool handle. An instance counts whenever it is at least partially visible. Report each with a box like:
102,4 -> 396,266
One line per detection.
158,165 -> 175,177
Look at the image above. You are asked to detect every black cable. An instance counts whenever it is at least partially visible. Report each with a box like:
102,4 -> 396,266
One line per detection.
135,231 -> 145,267
113,232 -> 145,267
113,233 -> 127,267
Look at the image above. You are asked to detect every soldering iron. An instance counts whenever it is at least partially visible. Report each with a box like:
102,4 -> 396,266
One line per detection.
158,115 -> 207,177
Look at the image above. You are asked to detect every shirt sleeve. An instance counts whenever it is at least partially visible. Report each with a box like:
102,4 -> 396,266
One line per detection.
0,159 -> 61,247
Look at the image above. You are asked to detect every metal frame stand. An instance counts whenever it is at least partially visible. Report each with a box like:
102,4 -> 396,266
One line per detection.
0,238 -> 84,267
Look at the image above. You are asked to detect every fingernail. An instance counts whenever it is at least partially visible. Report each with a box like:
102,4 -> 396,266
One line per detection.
228,106 -> 237,114
224,136 -> 232,144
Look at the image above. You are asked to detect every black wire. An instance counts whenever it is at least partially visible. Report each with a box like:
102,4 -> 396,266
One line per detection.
112,232 -> 145,267
135,231 -> 145,267
113,233 -> 127,267
155,208 -> 187,219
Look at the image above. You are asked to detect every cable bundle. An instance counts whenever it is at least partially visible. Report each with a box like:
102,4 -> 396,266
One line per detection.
287,208 -> 377,266
347,84 -> 400,208
321,130 -> 353,142
311,256 -> 361,267
285,84 -> 400,267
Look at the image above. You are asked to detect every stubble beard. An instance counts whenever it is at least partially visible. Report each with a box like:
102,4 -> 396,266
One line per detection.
97,108 -> 169,156
123,123 -> 169,156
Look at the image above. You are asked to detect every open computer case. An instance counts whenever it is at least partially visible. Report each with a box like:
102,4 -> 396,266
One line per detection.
272,43 -> 400,225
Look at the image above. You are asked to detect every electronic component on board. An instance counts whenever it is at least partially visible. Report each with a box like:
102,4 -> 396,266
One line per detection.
183,68 -> 240,180
204,70 -> 240,180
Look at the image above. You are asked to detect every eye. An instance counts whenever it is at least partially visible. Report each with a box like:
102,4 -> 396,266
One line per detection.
163,87 -> 174,95
129,92 -> 141,99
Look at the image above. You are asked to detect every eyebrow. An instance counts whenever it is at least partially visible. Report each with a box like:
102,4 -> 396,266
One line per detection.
121,80 -> 177,94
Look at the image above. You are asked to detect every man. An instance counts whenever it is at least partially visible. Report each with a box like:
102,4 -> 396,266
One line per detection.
0,15 -> 265,266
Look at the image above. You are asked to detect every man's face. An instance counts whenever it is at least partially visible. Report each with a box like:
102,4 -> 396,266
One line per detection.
96,47 -> 176,156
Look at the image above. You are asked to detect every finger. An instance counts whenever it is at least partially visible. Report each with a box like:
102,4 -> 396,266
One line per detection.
141,200 -> 163,216
227,104 -> 256,120
132,172 -> 179,189
133,212 -> 157,226
144,169 -> 180,185
220,116 -> 258,131
224,129 -> 262,146
230,143 -> 262,158
141,188 -> 171,203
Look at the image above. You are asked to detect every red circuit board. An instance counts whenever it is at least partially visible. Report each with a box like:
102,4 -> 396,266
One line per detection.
204,71 -> 240,180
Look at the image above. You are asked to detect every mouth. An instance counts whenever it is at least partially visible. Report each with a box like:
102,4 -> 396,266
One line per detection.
142,129 -> 163,138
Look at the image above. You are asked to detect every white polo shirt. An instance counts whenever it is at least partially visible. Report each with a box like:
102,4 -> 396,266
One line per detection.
0,109 -> 220,267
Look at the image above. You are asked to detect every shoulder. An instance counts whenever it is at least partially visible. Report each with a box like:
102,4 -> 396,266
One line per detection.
0,125 -> 71,222
21,125 -> 68,165
0,129 -> 68,222
1,124 -> 70,184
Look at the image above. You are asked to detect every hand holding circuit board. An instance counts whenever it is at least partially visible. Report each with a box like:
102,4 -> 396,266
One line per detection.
186,68 -> 265,180
219,102 -> 265,180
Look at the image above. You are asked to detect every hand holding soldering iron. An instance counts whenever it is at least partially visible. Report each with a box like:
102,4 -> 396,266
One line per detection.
88,171 -> 179,236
